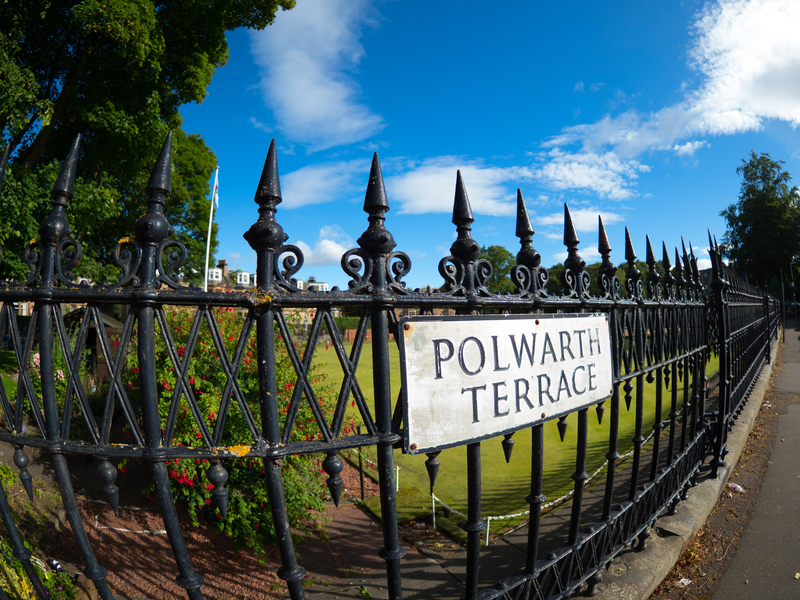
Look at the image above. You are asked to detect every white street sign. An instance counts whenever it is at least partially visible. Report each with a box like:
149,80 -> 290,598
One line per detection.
399,313 -> 614,454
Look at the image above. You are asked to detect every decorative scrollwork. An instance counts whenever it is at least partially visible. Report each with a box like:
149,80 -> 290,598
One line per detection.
626,276 -> 644,299
342,248 -> 374,293
156,238 -> 188,289
437,255 -> 493,297
600,271 -> 621,299
386,251 -> 411,294
22,240 -> 41,286
110,237 -> 142,288
510,264 -> 549,298
54,237 -> 83,286
273,244 -> 304,292
563,267 -> 591,299
437,255 -> 463,295
475,258 -> 492,291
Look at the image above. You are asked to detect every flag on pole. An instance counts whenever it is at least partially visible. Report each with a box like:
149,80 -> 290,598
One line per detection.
213,176 -> 219,208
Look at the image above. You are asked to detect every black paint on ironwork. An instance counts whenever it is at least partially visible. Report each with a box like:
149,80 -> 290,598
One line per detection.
0,135 -> 779,600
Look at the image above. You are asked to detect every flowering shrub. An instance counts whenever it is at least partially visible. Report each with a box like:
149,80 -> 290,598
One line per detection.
0,537 -> 76,600
123,306 -> 343,559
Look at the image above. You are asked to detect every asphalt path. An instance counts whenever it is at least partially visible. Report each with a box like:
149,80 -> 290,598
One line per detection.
712,317 -> 800,599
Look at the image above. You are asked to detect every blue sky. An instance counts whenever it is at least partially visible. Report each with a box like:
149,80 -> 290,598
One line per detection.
180,0 -> 800,290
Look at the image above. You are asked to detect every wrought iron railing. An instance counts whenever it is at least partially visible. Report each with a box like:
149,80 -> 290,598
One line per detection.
0,134 -> 778,600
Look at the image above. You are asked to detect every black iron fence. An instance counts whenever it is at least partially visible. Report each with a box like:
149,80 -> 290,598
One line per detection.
0,134 -> 779,600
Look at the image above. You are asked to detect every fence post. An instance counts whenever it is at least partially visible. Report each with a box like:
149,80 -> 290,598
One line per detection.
763,285 -> 772,364
244,140 -> 307,599
356,155 -> 406,599
709,239 -> 729,479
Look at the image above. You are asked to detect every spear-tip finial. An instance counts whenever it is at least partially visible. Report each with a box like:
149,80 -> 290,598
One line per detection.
624,227 -> 636,262
52,135 -> 81,198
256,139 -> 282,203
364,153 -> 389,212
146,131 -> 172,197
598,215 -> 612,257
515,189 -> 533,239
662,241 -> 671,270
645,235 -> 656,265
452,170 -> 474,226
563,203 -> 579,247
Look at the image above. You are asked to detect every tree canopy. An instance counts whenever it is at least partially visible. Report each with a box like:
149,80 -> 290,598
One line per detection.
0,0 -> 295,281
480,245 -> 516,294
721,152 -> 800,287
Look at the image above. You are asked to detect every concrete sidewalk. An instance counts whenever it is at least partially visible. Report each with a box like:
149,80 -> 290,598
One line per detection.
711,318 -> 800,599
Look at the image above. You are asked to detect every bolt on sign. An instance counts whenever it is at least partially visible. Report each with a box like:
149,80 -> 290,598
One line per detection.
399,313 -> 614,454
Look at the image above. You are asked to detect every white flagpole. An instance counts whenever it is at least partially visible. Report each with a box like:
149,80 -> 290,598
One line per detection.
203,166 -> 219,292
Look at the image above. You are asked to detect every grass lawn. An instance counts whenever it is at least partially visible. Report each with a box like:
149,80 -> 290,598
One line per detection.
311,338 -> 717,539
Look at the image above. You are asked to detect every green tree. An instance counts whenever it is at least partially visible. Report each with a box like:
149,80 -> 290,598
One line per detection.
721,152 -> 800,287
0,0 -> 294,280
480,245 -> 515,294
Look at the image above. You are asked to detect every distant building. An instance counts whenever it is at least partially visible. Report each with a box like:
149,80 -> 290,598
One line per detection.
297,276 -> 329,292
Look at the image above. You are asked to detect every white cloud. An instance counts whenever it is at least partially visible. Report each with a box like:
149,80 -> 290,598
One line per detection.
533,150 -> 647,200
281,159 -> 370,208
574,81 -> 585,93
688,0 -> 800,134
670,140 -> 708,156
695,257 -> 712,270
537,0 -> 800,196
536,207 -> 624,233
552,249 -> 602,264
250,117 -> 271,133
388,157 -> 534,216
296,225 -> 355,266
249,0 -> 385,152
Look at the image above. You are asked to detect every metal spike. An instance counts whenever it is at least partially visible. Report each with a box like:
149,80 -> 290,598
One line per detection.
595,402 -> 605,425
13,446 -> 33,501
664,364 -> 671,389
53,135 -> 81,198
624,227 -> 636,262
563,204 -> 580,249
207,459 -> 229,518
425,452 -> 441,494
322,452 -> 344,507
452,170 -> 474,225
708,230 -> 714,251
97,459 -> 119,516
146,131 -> 172,196
645,235 -> 656,266
502,434 -> 515,463
598,216 -> 612,258
557,417 -> 568,442
515,190 -> 541,270
255,139 -> 282,203
662,242 -> 671,271
364,153 -> 389,211
515,189 -> 533,239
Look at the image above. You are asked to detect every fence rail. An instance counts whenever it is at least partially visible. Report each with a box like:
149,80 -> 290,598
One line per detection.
0,134 -> 779,600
